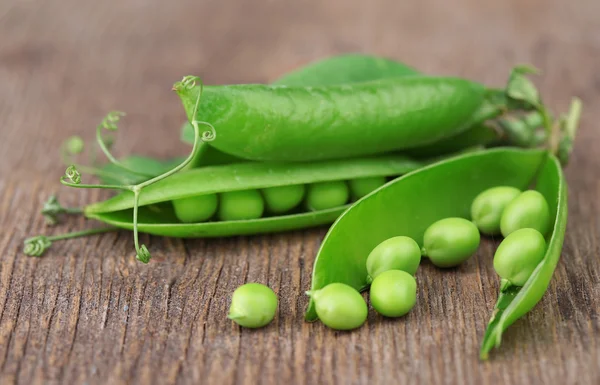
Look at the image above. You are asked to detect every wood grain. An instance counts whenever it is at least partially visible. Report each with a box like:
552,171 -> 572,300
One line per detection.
1,0 -> 599,384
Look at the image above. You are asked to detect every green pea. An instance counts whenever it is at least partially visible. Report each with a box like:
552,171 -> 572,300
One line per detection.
306,283 -> 367,330
349,176 -> 387,200
500,190 -> 550,237
369,270 -> 417,317
218,190 -> 264,221
366,236 -> 421,283
228,283 -> 278,328
306,181 -> 349,211
172,194 -> 218,223
493,228 -> 546,287
470,186 -> 521,234
422,217 -> 480,268
261,184 -> 306,214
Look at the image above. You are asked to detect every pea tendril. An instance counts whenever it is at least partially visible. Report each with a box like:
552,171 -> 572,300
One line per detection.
23,227 -> 118,257
24,76 -> 215,263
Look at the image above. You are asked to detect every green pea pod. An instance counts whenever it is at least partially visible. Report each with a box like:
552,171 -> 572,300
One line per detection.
176,77 -> 486,162
304,148 -> 566,359
84,154 -> 426,237
181,54 -> 422,146
271,54 -> 420,86
480,155 -> 566,359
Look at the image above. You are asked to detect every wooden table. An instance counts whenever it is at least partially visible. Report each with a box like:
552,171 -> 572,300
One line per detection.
1,0 -> 599,384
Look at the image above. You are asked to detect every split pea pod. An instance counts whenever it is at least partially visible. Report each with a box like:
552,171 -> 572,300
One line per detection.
176,77 -> 487,162
84,154 -> 426,238
304,148 -> 567,359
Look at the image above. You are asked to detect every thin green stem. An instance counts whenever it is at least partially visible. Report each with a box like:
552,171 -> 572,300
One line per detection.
95,113 -> 156,178
60,177 -> 133,191
23,227 -> 118,257
46,227 -> 118,241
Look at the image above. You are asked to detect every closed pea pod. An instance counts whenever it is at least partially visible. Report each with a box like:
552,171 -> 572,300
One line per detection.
369,270 -> 417,317
471,186 -> 521,234
493,228 -> 546,288
272,54 -> 420,86
422,218 -> 480,268
500,190 -> 550,237
366,236 -> 421,282
228,283 -> 278,328
306,283 -> 367,331
176,77 -> 487,162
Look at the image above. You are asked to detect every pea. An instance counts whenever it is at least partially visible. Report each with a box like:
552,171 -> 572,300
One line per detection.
366,236 -> 421,283
306,283 -> 367,330
349,176 -> 387,200
422,217 -> 480,268
470,186 -> 521,234
228,283 -> 278,328
306,181 -> 349,211
500,190 -> 550,237
172,194 -> 218,223
369,270 -> 417,317
218,190 -> 264,221
493,228 -> 546,287
261,184 -> 305,214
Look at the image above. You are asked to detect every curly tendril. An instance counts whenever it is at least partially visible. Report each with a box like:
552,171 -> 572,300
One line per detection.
53,76 -> 211,263
64,165 -> 82,184
173,75 -> 199,91
100,111 -> 126,131
23,236 -> 52,257
23,227 -> 118,257
200,122 -> 216,142
136,244 -> 151,263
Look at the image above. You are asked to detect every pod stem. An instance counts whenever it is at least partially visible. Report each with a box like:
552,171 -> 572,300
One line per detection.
23,227 -> 118,257
499,278 -> 512,292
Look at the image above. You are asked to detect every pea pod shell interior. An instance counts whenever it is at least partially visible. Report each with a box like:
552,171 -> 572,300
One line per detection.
304,148 -> 562,322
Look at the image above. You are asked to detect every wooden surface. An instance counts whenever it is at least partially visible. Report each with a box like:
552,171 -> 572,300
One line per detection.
1,0 -> 599,384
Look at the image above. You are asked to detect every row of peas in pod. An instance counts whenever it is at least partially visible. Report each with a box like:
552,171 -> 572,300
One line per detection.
226,185 -> 550,330
172,177 -> 387,223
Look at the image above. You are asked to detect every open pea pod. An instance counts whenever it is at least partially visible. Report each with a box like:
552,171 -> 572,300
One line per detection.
304,148 -> 567,358
84,154 -> 426,237
479,154 -> 566,358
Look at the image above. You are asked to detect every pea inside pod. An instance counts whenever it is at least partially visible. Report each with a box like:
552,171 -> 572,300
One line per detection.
261,184 -> 306,214
470,186 -> 521,235
366,236 -> 421,282
306,181 -> 350,211
172,194 -> 218,223
500,190 -> 551,237
349,176 -> 387,200
422,217 -> 480,268
493,228 -> 547,288
218,190 -> 265,221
